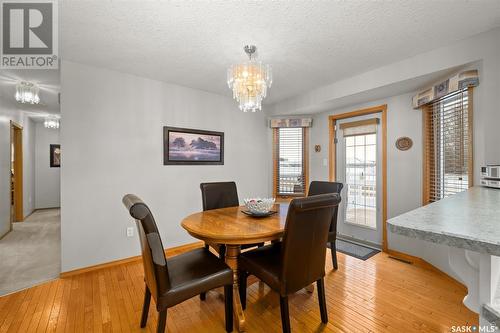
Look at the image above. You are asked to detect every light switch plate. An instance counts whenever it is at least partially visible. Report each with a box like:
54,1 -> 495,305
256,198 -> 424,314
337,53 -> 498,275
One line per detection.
126,227 -> 134,237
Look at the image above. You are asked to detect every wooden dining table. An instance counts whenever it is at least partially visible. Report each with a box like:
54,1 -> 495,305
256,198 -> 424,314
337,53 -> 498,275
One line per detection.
181,203 -> 289,332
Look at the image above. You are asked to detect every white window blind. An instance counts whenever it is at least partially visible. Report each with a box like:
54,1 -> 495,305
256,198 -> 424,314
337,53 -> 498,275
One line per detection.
275,127 -> 306,197
425,88 -> 471,203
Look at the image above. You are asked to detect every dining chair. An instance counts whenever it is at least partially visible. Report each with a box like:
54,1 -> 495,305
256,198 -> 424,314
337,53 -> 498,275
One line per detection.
199,181 -> 264,300
200,181 -> 265,257
308,181 -> 344,269
122,194 -> 234,333
238,194 -> 340,333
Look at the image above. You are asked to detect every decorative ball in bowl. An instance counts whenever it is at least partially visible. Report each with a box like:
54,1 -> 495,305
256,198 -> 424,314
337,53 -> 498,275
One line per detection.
243,198 -> 275,215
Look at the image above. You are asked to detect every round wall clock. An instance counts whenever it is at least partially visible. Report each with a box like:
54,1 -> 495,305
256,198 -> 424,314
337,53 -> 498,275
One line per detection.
395,137 -> 413,151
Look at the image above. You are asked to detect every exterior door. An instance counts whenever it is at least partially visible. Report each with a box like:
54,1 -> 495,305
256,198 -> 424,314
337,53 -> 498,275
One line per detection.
335,114 -> 382,246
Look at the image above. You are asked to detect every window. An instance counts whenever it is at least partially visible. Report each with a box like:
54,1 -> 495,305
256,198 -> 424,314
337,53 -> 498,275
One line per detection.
345,133 -> 377,228
423,88 -> 472,203
273,127 -> 308,197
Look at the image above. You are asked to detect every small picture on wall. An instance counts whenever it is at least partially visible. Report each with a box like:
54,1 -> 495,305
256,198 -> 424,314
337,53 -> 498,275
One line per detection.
50,144 -> 61,168
163,127 -> 224,165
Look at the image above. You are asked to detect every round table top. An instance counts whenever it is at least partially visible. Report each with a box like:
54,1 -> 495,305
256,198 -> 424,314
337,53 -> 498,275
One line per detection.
181,204 -> 288,245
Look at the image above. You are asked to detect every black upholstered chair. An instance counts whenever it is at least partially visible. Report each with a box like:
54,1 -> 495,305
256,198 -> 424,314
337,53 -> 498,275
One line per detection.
199,181 -> 264,301
238,194 -> 340,333
308,181 -> 344,269
200,181 -> 264,258
122,194 -> 234,333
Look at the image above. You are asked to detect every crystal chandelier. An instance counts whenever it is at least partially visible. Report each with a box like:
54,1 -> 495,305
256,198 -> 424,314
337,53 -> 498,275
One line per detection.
15,81 -> 40,104
227,45 -> 272,112
44,116 -> 60,129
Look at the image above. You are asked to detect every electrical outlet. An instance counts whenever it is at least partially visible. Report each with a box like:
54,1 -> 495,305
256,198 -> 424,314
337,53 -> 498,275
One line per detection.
126,227 -> 134,238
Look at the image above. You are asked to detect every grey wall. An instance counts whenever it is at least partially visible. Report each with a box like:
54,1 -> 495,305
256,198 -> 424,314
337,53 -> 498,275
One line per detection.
35,122 -> 60,209
60,61 -> 271,272
0,107 -> 36,238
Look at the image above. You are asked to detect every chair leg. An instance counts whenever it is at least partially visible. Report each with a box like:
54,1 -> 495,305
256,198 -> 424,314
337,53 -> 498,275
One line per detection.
279,296 -> 291,333
317,278 -> 328,324
330,241 -> 338,270
140,285 -> 151,328
199,292 -> 206,301
224,284 -> 233,332
238,271 -> 247,310
157,309 -> 167,333
219,245 -> 226,259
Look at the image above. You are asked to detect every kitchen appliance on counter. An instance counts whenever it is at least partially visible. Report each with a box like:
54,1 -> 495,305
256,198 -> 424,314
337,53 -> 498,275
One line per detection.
480,165 -> 500,188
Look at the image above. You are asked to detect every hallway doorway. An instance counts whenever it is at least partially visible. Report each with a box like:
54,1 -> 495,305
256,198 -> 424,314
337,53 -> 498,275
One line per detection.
10,121 -> 23,226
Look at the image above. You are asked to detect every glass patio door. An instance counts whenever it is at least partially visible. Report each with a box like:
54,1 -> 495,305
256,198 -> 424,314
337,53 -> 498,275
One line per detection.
335,114 -> 382,246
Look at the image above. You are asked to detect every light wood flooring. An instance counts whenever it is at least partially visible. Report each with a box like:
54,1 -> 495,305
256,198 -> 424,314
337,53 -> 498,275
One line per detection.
0,247 -> 478,332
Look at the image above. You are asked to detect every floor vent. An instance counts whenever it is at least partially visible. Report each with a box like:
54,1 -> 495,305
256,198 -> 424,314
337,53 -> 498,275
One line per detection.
388,256 -> 413,265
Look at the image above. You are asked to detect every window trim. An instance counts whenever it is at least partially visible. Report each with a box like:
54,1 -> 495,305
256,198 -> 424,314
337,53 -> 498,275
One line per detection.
272,127 -> 309,199
422,87 -> 474,205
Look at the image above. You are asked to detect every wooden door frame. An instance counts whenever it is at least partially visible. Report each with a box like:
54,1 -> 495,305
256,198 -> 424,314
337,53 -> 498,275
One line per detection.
10,121 -> 23,223
328,104 -> 388,251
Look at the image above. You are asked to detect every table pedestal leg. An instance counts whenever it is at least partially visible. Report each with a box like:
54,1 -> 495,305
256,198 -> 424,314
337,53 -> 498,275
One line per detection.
225,245 -> 246,332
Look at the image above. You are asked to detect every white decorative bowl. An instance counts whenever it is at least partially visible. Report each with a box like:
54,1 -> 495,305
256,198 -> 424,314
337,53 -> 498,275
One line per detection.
243,198 -> 275,215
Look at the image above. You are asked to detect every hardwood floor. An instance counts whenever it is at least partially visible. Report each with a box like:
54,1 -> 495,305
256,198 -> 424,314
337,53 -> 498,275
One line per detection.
0,248 -> 478,332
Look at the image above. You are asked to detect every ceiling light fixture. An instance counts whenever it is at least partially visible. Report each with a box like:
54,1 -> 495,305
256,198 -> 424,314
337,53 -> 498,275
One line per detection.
227,45 -> 272,112
44,116 -> 60,129
15,81 -> 40,105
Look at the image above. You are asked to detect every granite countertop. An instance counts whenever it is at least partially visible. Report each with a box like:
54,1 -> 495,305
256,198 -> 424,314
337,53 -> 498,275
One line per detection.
387,187 -> 500,256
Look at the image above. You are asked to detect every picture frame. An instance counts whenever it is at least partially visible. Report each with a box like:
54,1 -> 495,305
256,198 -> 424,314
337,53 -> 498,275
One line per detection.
163,126 -> 224,165
50,144 -> 61,167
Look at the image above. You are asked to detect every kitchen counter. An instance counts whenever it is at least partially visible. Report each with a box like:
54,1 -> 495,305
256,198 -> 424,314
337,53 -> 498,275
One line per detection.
388,187 -> 500,256
388,187 -> 500,327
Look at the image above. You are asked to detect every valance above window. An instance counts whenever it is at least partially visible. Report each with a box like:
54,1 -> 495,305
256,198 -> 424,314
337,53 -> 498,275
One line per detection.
270,118 -> 312,128
340,118 -> 379,137
412,70 -> 479,109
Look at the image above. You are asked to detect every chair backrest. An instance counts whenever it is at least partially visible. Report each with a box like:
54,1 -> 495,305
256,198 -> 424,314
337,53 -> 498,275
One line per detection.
308,181 -> 343,237
200,181 -> 239,211
122,194 -> 170,300
308,181 -> 343,196
280,194 -> 341,294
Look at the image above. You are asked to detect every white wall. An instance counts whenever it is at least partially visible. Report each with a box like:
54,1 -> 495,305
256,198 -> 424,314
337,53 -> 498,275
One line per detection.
270,28 -> 500,279
35,122 -> 60,209
307,93 -> 462,279
271,27 -> 500,180
0,107 -> 36,238
309,92 -> 422,221
60,61 -> 271,272
23,117 -> 36,217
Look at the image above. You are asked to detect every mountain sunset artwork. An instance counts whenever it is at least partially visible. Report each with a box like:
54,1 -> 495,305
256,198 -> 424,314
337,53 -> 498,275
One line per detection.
164,127 -> 224,165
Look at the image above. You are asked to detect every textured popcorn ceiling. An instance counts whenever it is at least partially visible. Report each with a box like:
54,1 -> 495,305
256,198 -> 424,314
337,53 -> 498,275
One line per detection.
60,1 -> 500,105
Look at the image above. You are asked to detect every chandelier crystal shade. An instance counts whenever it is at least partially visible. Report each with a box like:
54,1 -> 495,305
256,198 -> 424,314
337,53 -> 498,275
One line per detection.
15,81 -> 40,105
227,45 -> 272,112
44,116 -> 60,129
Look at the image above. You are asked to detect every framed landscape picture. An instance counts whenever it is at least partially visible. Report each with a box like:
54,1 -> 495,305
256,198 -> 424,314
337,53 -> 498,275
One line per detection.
50,144 -> 61,167
163,127 -> 224,165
